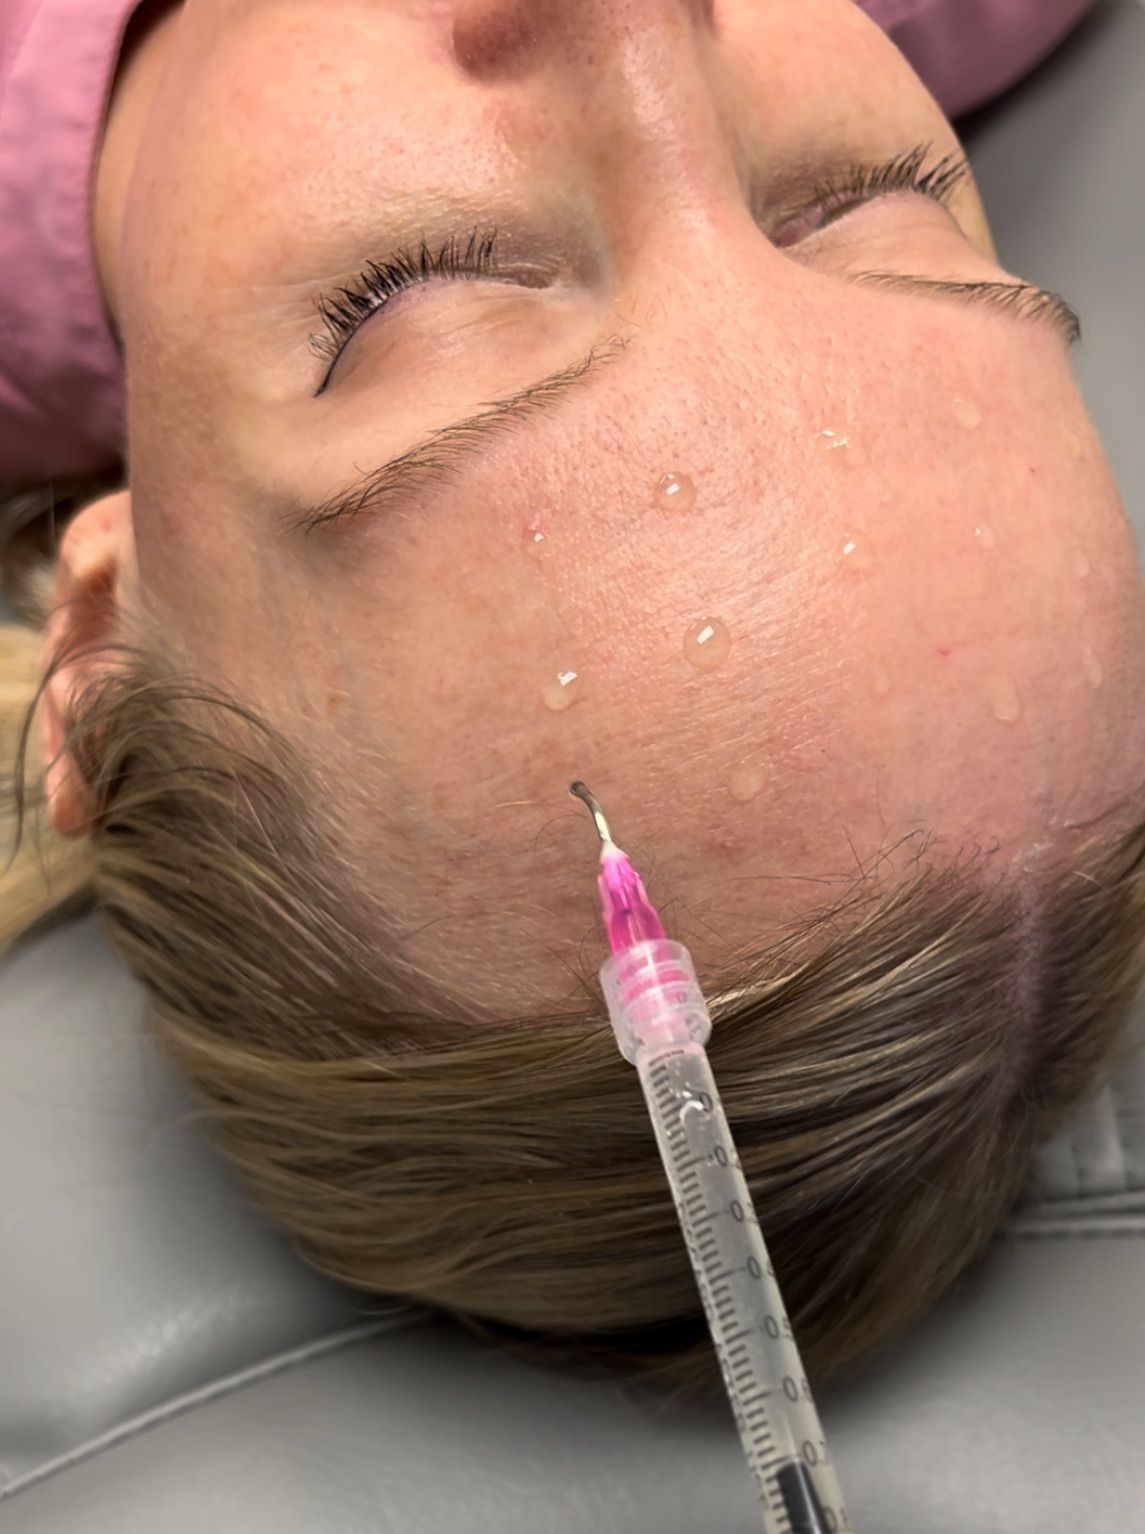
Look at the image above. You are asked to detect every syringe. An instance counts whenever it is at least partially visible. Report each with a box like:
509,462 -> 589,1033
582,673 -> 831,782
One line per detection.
570,782 -> 851,1534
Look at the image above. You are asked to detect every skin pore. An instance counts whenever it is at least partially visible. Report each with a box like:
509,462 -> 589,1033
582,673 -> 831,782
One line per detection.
45,0 -> 1145,1021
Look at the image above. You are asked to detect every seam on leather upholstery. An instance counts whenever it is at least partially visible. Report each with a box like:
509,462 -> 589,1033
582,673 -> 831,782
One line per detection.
0,1311 -> 431,1503
1013,1190 -> 1145,1218
1000,1220 -> 1145,1240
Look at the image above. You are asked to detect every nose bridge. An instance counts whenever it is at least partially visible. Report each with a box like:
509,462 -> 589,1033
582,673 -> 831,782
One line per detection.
614,193 -> 809,380
452,0 -> 725,155
450,0 -> 745,236
450,0 -> 715,70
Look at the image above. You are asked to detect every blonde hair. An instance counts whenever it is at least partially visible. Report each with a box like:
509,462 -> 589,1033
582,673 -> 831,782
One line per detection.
4,478 -> 1145,1406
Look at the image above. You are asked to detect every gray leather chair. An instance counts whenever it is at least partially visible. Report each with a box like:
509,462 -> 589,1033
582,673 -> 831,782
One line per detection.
3,4 -> 1144,1528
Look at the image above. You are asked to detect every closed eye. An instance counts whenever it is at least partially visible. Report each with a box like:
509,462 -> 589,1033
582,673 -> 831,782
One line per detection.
307,143 -> 971,391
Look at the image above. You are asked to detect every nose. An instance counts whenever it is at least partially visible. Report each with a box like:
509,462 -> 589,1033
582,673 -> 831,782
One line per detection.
451,0 -> 738,233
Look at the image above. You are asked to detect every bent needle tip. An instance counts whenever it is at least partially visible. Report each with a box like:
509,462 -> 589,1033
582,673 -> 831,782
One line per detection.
569,781 -> 616,849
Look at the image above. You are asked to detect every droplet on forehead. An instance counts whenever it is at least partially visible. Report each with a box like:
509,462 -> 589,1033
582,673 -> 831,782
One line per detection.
952,397 -> 983,430
988,676 -> 1023,723
840,530 -> 876,570
727,764 -> 765,803
869,665 -> 892,700
815,428 -> 851,454
523,515 -> 551,558
541,669 -> 583,711
1072,547 -> 1091,579
1066,428 -> 1085,462
974,524 -> 996,550
1080,643 -> 1104,689
653,472 -> 696,513
683,617 -> 732,671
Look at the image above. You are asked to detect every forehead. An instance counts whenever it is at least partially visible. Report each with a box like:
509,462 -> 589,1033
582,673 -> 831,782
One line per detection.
113,0 -> 1076,589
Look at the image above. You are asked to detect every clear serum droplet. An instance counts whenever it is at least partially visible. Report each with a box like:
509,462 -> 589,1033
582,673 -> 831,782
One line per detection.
1081,643 -> 1104,689
974,524 -> 996,550
869,666 -> 892,700
653,472 -> 696,514
815,428 -> 851,455
683,617 -> 732,672
541,669 -> 583,711
840,530 -> 875,571
1072,547 -> 1091,579
989,676 -> 1023,724
523,516 -> 551,559
952,397 -> 983,430
727,764 -> 765,803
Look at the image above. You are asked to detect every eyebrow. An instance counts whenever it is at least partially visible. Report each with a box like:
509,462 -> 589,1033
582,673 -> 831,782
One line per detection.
279,276 -> 1080,537
277,339 -> 629,536
852,271 -> 1082,346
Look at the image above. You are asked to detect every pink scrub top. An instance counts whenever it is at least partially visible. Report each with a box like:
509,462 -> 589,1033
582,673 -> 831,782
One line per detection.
0,0 -> 1099,490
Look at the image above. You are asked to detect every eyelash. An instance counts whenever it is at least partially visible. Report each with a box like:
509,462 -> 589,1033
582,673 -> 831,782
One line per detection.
310,143 -> 970,373
801,143 -> 969,235
310,228 -> 502,368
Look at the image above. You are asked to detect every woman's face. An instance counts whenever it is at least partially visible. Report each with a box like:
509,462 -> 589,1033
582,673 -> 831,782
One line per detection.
87,0 -> 1145,1014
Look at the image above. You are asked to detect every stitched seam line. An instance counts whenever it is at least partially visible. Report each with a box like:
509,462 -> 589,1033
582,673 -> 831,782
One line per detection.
1001,1223 -> 1145,1240
0,1309 -> 431,1503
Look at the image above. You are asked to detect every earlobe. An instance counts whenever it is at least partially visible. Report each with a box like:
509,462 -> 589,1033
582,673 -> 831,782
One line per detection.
40,666 -> 91,839
38,491 -> 134,839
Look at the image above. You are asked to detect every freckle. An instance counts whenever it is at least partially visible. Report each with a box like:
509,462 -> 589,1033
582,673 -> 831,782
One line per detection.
326,689 -> 343,716
541,669 -> 583,711
653,472 -> 697,513
683,616 -> 732,671
1080,643 -> 1104,689
728,764 -> 766,803
840,530 -> 876,570
974,524 -> 996,550
988,676 -> 1023,724
952,397 -> 983,430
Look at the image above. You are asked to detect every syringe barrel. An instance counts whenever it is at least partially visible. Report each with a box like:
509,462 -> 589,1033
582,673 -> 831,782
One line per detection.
599,936 -> 851,1532
600,939 -> 712,1065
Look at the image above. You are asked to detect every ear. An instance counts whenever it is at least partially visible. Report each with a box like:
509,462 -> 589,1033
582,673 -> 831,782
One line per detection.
39,490 -> 136,838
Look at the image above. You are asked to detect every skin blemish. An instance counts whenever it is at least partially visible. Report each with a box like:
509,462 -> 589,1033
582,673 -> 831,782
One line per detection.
683,616 -> 732,671
935,645 -> 953,659
711,827 -> 748,858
